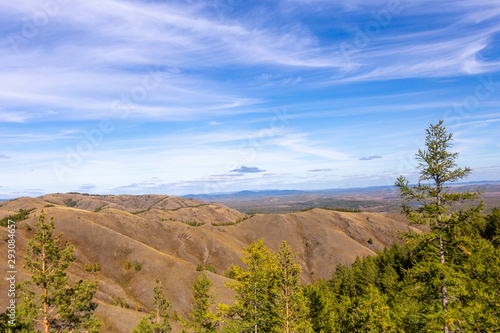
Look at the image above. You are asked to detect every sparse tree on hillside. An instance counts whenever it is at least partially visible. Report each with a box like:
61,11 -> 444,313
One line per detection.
188,273 -> 220,333
274,241 -> 313,333
220,239 -> 277,333
395,120 -> 482,333
18,212 -> 100,332
132,277 -> 172,333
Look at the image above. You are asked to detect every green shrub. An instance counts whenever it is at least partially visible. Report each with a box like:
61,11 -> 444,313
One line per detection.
134,262 -> 142,271
63,198 -> 78,207
0,208 -> 36,227
93,205 -> 106,213
225,266 -> 237,279
196,264 -> 204,271
124,260 -> 132,270
235,214 -> 256,224
172,310 -> 180,321
213,214 -> 256,226
85,262 -> 101,272
114,296 -> 129,308
206,264 -> 215,273
184,221 -> 204,227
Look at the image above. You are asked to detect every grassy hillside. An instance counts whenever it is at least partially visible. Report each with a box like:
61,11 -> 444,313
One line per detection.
0,193 -> 417,332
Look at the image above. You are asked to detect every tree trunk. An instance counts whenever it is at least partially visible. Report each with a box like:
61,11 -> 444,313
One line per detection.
156,302 -> 160,325
285,300 -> 290,333
44,287 -> 49,333
437,184 -> 449,333
285,264 -> 290,333
42,243 -> 49,333
440,236 -> 449,333
254,281 -> 258,333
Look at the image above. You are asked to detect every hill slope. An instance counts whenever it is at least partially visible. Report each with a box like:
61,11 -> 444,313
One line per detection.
0,193 -> 416,332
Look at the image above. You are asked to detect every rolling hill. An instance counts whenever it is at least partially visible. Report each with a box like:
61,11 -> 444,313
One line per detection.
0,193 -> 418,332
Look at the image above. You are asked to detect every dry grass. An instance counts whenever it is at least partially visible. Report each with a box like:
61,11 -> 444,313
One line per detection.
0,194 -> 414,332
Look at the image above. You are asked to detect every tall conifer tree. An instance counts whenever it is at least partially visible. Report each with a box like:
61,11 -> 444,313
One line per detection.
395,120 -> 481,332
189,273 -> 219,333
221,239 -> 277,333
20,213 -> 100,332
274,241 -> 313,333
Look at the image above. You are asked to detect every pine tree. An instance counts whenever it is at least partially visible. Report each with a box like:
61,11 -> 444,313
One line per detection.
354,284 -> 395,332
329,263 -> 357,298
221,239 -> 277,333
132,277 -> 172,333
454,210 -> 500,332
19,213 -> 100,333
356,256 -> 379,295
483,207 -> 500,247
395,120 -> 481,333
303,280 -> 332,333
188,273 -> 219,333
330,293 -> 355,332
274,241 -> 313,333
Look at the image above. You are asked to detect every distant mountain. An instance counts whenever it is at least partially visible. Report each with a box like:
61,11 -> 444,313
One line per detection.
183,181 -> 500,214
453,180 -> 500,185
183,185 -> 409,201
184,189 -> 306,199
183,181 -> 500,201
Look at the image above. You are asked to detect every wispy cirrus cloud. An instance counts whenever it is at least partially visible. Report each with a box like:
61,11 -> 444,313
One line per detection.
0,0 -> 345,121
328,1 -> 500,83
2,0 -> 500,197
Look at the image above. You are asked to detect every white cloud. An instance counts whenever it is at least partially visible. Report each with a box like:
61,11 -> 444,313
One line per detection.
273,133 -> 350,160
2,0 -> 500,196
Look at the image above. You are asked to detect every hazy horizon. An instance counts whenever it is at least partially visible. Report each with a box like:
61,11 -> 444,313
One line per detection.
2,178 -> 500,201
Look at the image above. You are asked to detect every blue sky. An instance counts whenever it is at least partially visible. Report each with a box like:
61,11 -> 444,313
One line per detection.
1,0 -> 500,198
